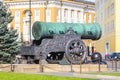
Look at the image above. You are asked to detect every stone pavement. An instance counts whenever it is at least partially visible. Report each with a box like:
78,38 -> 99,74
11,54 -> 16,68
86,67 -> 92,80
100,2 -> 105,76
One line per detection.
33,72 -> 120,80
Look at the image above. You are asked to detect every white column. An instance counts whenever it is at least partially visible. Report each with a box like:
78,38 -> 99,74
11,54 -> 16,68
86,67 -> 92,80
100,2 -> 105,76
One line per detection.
67,9 -> 71,23
23,19 -> 30,42
57,9 -> 60,22
62,8 -> 64,22
74,10 -> 77,23
89,42 -> 92,56
80,9 -> 84,23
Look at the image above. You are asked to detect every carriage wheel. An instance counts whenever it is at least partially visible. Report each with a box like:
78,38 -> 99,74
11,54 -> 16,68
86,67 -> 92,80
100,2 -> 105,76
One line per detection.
65,39 -> 87,64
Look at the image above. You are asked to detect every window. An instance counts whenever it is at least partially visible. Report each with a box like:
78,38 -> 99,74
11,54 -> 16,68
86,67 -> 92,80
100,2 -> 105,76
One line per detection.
105,24 -> 108,33
77,11 -> 81,22
26,10 -> 30,17
104,24 -> 106,34
107,7 -> 110,17
15,10 -> 20,17
35,10 -> 40,16
35,10 -> 40,21
88,14 -> 91,23
64,9 -> 68,22
71,10 -> 74,23
108,22 -> 110,33
106,42 -> 110,54
104,8 -> 107,19
111,20 -> 114,32
57,9 -> 60,22
111,3 -> 114,15
46,9 -> 51,16
109,6 -> 111,16
84,13 -> 86,23
15,10 -> 20,40
107,23 -> 109,33
101,12 -> 103,21
71,10 -> 74,17
46,9 -> 51,22
23,26 -> 30,41
15,10 -> 20,22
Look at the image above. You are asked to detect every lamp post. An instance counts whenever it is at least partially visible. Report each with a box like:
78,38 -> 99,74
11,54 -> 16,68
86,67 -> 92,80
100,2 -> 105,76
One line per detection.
29,0 -> 32,42
46,0 -> 49,8
84,5 -> 92,58
60,0 -> 63,22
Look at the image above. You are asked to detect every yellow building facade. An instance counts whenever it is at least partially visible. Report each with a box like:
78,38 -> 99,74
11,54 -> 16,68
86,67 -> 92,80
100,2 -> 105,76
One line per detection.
4,0 -> 95,43
95,0 -> 120,55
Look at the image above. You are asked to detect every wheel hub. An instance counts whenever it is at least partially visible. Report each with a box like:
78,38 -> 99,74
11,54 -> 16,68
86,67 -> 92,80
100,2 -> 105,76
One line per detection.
72,48 -> 82,55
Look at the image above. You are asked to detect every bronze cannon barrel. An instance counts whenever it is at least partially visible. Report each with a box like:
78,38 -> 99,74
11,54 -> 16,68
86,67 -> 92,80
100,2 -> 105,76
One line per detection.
32,21 -> 102,40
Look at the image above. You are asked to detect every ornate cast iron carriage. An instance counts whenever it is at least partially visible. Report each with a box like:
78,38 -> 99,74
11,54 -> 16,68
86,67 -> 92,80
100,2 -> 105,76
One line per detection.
19,21 -> 102,64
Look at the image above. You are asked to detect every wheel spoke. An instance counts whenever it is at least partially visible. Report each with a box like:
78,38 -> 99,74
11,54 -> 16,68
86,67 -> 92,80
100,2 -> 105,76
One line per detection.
74,41 -> 78,48
70,54 -> 75,61
69,49 -> 73,53
79,45 -> 83,49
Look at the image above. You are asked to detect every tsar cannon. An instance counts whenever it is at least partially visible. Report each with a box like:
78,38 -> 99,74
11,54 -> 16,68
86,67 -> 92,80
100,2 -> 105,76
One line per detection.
19,21 -> 102,64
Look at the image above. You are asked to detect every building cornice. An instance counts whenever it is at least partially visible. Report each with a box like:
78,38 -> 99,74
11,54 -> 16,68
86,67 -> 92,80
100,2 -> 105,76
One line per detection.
4,0 -> 95,10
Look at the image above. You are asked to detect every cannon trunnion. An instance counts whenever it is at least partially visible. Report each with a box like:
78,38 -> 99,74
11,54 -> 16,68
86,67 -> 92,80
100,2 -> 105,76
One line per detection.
19,21 -> 102,64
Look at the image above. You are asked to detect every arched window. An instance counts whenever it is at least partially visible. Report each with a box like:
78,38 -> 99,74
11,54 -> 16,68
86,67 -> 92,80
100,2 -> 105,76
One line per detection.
26,10 -> 30,17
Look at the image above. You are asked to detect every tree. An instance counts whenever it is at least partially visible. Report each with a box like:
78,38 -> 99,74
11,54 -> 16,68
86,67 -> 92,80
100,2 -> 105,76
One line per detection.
0,2 -> 21,63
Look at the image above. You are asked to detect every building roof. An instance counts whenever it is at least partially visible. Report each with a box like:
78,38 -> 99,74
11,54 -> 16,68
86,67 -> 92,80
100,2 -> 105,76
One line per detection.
75,0 -> 95,5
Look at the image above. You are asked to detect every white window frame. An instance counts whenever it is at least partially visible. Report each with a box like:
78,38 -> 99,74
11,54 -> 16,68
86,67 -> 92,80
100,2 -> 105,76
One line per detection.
15,10 -> 20,40
71,10 -> 74,23
64,9 -> 68,22
88,14 -> 91,23
23,26 -> 30,41
57,9 -> 60,22
46,9 -> 51,22
77,11 -> 81,23
15,10 -> 20,23
111,3 -> 114,15
35,10 -> 40,21
26,10 -> 30,17
84,13 -> 86,23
